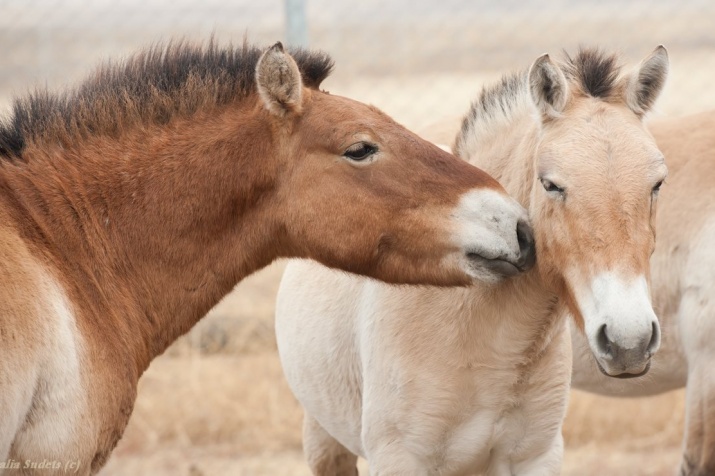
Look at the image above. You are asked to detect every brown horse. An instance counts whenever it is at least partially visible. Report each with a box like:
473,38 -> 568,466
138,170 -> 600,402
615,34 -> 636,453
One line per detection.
0,41 -> 531,474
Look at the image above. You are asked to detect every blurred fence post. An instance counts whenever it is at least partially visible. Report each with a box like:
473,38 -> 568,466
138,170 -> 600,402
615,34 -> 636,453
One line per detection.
284,0 -> 308,47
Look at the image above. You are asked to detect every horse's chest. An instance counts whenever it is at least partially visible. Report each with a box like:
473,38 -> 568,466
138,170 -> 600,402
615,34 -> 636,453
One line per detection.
435,337 -> 568,473
438,374 -> 527,471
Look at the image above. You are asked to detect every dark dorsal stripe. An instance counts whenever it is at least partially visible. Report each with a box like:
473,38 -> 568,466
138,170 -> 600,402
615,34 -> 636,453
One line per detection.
0,40 -> 334,160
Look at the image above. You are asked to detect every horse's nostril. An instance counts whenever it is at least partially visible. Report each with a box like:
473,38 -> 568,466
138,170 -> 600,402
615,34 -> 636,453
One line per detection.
647,321 -> 660,354
596,324 -> 612,357
516,219 -> 533,249
516,219 -> 536,270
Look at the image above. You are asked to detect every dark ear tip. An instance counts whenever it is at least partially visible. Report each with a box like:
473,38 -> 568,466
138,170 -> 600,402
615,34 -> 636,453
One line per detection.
532,53 -> 550,66
270,41 -> 285,52
530,54 -> 555,76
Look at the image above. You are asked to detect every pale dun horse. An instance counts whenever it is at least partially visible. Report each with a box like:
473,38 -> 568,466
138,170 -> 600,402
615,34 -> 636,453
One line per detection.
0,41 -> 532,474
276,46 -> 669,475
571,109 -> 715,476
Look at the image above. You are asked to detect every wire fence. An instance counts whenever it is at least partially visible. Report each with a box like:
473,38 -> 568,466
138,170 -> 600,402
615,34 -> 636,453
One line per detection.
1,0 -> 714,135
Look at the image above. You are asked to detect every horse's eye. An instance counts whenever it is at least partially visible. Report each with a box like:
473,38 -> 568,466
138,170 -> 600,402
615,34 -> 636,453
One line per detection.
343,142 -> 377,161
540,178 -> 565,195
652,180 -> 664,194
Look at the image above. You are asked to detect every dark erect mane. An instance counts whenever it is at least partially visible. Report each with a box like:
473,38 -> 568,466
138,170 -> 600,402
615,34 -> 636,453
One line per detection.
455,47 -> 624,159
562,47 -> 621,99
0,40 -> 334,160
458,47 -> 623,143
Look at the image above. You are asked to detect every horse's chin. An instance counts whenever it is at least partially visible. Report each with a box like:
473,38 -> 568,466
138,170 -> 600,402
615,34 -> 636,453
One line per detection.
595,358 -> 652,379
464,254 -> 531,284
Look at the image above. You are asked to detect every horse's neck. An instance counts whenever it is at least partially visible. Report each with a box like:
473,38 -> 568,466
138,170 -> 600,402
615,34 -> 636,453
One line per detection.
457,106 -> 562,359
4,106 -> 278,373
438,274 -> 563,372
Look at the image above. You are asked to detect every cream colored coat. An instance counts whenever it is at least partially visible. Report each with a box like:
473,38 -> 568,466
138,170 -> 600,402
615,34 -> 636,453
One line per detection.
278,263 -> 570,475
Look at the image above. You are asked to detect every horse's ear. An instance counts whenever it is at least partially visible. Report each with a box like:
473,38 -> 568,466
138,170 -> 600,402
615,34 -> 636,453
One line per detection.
528,53 -> 569,119
624,45 -> 668,117
256,42 -> 303,116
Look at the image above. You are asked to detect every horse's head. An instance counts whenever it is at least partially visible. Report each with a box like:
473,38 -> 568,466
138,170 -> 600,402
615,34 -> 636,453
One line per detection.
528,47 -> 669,377
255,43 -> 533,286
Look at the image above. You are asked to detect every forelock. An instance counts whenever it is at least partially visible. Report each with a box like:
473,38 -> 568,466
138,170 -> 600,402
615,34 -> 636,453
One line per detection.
562,47 -> 622,99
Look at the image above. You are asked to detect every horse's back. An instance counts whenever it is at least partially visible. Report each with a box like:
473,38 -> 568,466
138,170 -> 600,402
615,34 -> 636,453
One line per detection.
650,110 -> 715,309
649,110 -> 715,244
649,110 -> 715,176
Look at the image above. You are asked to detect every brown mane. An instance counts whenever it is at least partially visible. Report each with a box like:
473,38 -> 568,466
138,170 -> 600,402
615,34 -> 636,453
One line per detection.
0,40 -> 334,159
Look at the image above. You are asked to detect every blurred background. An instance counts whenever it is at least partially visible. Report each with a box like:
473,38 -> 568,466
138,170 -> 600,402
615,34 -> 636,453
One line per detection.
2,1 -> 715,130
1,1 -> 712,475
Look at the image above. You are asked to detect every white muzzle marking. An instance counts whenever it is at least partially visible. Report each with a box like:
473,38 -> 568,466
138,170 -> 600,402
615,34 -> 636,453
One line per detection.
452,189 -> 533,283
574,272 -> 660,375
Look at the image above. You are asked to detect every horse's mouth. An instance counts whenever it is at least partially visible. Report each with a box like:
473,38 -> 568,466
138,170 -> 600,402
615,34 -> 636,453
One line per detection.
466,254 -> 528,279
595,359 -> 651,379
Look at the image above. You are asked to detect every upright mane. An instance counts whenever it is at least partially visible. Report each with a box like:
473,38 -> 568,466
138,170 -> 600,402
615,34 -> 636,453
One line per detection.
0,40 -> 334,160
456,47 -> 622,154
562,48 -> 621,99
